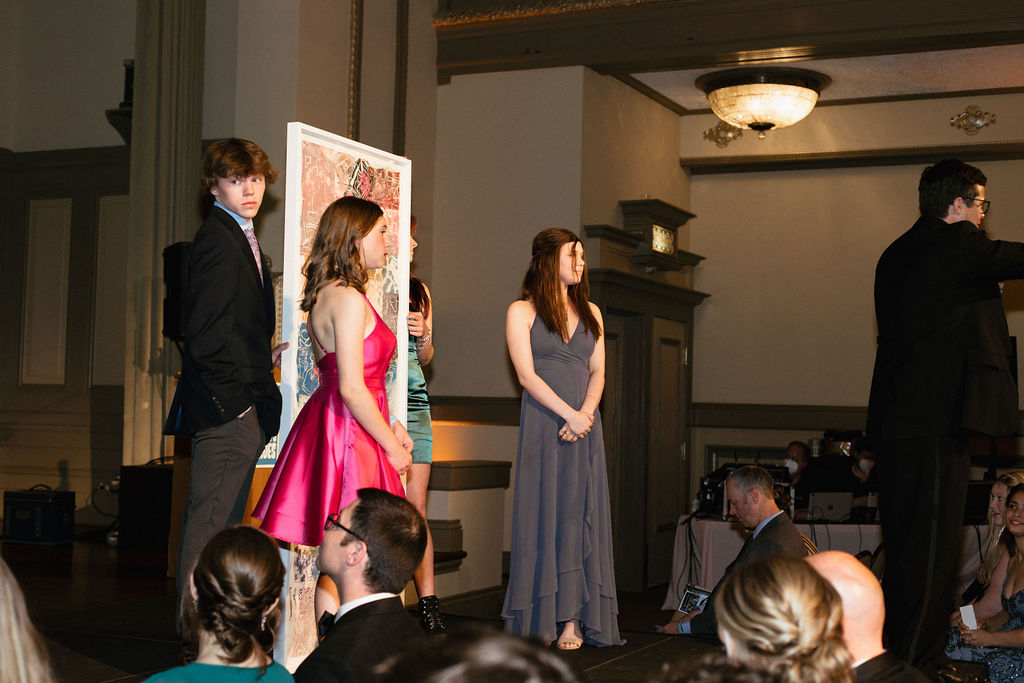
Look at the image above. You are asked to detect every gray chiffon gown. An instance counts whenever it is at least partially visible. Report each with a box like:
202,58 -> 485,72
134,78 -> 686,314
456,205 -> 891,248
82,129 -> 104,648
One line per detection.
501,317 -> 624,647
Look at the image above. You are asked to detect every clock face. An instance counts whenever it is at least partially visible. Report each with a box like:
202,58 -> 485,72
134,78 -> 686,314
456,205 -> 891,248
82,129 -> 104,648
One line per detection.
652,224 -> 675,255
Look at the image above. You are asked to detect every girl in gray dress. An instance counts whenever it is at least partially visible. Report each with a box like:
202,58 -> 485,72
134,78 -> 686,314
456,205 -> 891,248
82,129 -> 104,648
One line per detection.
502,228 -> 623,649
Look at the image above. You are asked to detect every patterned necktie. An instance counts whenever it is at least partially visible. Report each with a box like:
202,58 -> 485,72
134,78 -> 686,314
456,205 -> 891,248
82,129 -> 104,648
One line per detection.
243,225 -> 263,281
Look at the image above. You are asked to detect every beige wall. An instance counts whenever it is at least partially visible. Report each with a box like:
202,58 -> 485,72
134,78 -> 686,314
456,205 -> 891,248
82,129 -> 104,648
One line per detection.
0,0 -> 135,152
688,160 -> 1024,408
430,67 -> 695,549
580,69 -> 691,239
406,0 -> 439,285
201,0 -> 437,276
431,66 -> 586,397
685,95 -> 1024,487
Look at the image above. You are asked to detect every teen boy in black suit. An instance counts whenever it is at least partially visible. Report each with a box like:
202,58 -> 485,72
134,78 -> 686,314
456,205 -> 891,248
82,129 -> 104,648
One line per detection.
167,138 -> 288,611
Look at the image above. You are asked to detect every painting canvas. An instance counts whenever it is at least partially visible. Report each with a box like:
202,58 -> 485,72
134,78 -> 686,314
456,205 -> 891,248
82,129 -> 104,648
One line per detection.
270,122 -> 411,667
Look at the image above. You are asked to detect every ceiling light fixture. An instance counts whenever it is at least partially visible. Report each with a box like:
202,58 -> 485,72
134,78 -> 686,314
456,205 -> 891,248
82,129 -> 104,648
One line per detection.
695,68 -> 831,139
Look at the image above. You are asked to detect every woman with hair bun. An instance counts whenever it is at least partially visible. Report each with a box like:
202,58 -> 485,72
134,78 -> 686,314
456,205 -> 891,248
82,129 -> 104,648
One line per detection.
145,525 -> 291,681
716,555 -> 852,683
502,228 -> 622,649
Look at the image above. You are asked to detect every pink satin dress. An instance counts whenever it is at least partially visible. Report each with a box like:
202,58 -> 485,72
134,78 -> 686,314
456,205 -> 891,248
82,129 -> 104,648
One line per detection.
253,294 -> 404,547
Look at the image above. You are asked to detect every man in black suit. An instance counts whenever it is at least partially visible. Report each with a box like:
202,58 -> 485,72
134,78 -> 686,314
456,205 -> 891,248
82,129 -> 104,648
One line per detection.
166,138 -> 288,610
867,159 -> 1024,676
658,465 -> 808,638
294,488 -> 427,683
806,551 -> 928,682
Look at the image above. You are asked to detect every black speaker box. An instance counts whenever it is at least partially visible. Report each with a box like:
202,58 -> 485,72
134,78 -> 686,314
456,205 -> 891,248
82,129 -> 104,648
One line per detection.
163,242 -> 190,342
119,464 -> 173,552
3,488 -> 74,544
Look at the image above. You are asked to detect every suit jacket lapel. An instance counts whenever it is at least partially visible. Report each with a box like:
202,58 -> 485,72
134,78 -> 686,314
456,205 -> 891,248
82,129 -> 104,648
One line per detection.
212,207 -> 264,288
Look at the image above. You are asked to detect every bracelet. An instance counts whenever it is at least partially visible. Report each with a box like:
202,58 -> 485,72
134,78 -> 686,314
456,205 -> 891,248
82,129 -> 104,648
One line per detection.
416,332 -> 432,348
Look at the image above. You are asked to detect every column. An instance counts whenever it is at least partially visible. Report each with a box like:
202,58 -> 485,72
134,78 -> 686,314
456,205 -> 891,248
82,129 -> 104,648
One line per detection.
123,0 -> 205,466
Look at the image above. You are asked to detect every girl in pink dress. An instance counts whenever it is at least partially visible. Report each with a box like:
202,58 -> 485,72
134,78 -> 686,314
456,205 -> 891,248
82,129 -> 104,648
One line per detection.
253,196 -> 412,549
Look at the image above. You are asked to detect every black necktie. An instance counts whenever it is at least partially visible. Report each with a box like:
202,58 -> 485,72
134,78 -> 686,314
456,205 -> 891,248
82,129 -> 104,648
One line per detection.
317,610 -> 337,640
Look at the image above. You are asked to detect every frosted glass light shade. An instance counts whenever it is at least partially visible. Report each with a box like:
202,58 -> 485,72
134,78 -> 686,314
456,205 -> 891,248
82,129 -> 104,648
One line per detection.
696,68 -> 831,134
707,83 -> 819,131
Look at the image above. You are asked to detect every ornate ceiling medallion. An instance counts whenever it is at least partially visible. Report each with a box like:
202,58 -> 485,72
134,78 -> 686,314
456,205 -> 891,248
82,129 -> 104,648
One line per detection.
703,120 -> 744,148
950,105 -> 996,135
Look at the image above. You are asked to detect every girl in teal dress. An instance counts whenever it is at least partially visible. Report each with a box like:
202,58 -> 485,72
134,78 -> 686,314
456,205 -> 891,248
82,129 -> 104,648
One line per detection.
406,218 -> 446,634
145,526 -> 292,682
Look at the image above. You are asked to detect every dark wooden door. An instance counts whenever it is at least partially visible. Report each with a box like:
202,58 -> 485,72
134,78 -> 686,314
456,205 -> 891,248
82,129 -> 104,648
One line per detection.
600,310 -> 644,590
646,317 -> 689,586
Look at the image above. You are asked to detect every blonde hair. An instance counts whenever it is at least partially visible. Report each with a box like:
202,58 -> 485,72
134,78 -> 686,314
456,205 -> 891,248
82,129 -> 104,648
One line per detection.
0,556 -> 56,683
716,556 -> 852,683
981,471 -> 1024,583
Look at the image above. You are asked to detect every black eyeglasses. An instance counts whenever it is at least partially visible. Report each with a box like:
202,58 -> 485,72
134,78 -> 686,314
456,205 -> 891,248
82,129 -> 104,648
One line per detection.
324,513 -> 365,543
968,197 -> 991,213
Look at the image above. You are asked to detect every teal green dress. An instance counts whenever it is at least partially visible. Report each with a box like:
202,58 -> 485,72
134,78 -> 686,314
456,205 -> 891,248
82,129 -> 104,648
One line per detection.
407,335 -> 433,464
143,661 -> 293,682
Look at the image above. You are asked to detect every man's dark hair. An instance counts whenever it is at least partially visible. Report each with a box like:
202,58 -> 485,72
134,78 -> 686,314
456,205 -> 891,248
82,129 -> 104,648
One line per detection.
200,137 -> 279,190
918,159 -> 986,219
656,653 -> 781,683
786,441 -> 809,461
350,487 -> 427,593
376,627 -> 579,682
726,465 -> 776,499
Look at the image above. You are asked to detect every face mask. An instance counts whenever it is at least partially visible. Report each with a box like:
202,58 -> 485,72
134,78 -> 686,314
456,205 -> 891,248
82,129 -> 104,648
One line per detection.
858,458 -> 874,474
784,459 -> 798,474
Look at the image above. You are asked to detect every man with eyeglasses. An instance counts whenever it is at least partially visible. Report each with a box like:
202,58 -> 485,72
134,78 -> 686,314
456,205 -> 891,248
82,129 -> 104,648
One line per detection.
293,488 -> 427,683
868,159 -> 1024,678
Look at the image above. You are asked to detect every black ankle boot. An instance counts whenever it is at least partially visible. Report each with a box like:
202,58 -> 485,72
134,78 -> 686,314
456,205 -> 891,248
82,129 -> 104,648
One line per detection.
418,595 -> 447,635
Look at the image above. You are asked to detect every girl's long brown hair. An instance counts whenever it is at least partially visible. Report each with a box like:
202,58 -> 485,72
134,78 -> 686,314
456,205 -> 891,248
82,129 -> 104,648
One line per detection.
301,196 -> 383,310
521,228 -> 600,342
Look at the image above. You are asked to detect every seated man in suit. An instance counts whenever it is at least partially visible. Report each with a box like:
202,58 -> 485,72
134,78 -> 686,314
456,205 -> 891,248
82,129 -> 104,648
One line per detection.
806,551 -> 928,682
658,465 -> 808,638
294,488 -> 427,683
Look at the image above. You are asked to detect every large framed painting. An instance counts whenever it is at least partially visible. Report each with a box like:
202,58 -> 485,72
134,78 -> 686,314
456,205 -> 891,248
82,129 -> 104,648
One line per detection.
270,122 -> 411,667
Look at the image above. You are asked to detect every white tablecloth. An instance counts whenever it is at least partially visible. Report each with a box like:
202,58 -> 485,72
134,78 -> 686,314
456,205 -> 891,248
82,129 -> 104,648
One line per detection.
661,515 -> 988,610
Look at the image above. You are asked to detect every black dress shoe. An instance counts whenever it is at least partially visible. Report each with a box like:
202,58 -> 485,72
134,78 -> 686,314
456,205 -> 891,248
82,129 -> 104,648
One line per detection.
418,595 -> 448,635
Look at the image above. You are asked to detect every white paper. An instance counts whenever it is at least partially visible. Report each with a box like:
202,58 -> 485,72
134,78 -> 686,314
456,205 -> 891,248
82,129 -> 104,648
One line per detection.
960,604 -> 978,630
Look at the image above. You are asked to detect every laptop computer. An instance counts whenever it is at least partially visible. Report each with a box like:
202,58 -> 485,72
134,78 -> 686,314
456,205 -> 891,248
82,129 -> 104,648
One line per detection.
807,491 -> 853,522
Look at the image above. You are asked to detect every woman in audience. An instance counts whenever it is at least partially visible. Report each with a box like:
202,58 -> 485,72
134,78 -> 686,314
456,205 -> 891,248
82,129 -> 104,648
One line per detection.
0,555 -> 56,683
983,473 -> 1024,586
715,555 -> 852,683
956,471 -> 1024,619
948,483 -> 1024,682
145,526 -> 291,682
